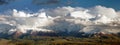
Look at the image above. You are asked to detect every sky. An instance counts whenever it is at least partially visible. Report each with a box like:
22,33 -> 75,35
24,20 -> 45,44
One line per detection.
0,0 -> 120,12
67,0 -> 120,11
31,0 -> 120,10
50,0 -> 119,11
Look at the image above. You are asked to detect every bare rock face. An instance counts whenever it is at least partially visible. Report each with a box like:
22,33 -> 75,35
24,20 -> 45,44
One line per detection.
12,31 -> 23,38
88,32 -> 120,39
92,32 -> 106,37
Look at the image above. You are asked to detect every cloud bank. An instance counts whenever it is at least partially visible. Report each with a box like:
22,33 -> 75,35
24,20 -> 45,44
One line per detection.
0,5 -> 120,34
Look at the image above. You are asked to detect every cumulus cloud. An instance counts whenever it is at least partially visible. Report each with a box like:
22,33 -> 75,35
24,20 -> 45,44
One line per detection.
0,5 -> 120,34
89,6 -> 118,18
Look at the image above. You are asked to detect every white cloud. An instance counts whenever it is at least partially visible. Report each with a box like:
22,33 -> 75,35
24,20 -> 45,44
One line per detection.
0,5 -> 120,34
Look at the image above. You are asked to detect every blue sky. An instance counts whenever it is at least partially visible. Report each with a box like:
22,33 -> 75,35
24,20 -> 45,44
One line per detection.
60,0 -> 120,10
32,0 -> 120,10
0,0 -> 120,13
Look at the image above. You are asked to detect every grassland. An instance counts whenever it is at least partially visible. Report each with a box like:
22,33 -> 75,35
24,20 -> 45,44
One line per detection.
0,35 -> 120,45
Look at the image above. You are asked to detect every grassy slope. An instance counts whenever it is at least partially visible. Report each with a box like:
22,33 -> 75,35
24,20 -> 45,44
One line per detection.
0,36 -> 120,45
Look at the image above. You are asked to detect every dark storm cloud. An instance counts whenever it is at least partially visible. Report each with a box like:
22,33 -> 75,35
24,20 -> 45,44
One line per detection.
0,0 -> 8,5
0,0 -> 16,5
33,0 -> 60,5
